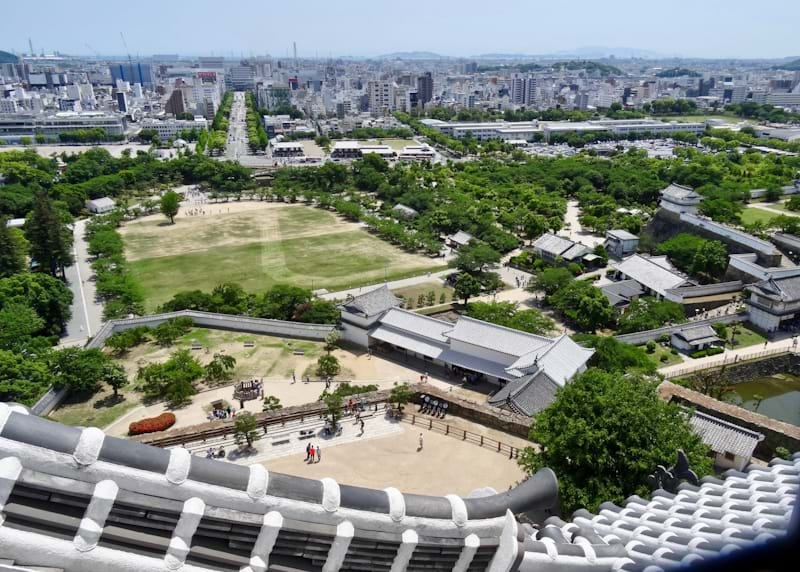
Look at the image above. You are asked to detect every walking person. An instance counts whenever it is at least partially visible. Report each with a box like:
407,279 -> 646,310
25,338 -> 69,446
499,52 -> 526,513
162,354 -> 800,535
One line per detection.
309,444 -> 316,463
418,433 -> 424,451
305,442 -> 311,461
316,445 -> 321,463
360,419 -> 365,433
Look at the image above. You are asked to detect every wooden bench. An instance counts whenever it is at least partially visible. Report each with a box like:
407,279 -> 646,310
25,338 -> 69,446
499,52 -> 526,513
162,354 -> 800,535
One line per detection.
243,341 -> 255,348
271,439 -> 290,446
190,343 -> 203,351
298,429 -> 315,440
292,349 -> 305,356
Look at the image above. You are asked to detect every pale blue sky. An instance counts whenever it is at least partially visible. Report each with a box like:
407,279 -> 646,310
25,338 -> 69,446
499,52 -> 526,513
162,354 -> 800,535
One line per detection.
4,0 -> 798,59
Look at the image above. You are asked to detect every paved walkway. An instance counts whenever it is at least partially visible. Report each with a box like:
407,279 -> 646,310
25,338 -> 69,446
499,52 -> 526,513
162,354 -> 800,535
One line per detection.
564,200 -> 605,248
60,218 -> 104,346
750,202 -> 797,217
657,334 -> 797,377
320,268 -> 453,301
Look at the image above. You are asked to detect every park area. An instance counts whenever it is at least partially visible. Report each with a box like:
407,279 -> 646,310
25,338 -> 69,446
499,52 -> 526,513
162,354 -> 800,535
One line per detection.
120,202 -> 445,310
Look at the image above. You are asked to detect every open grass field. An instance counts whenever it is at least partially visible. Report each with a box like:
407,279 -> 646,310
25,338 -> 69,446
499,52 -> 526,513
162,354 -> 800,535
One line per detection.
121,203 -> 445,311
392,281 -> 454,309
661,113 -> 742,123
740,207 -> 779,226
361,138 -> 416,151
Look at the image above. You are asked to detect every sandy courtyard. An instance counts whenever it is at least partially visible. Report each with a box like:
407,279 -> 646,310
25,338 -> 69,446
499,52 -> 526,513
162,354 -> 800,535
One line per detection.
264,422 -> 527,497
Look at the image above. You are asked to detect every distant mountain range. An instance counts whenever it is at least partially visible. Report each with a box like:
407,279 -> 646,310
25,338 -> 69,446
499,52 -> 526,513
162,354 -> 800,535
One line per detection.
375,47 -> 674,61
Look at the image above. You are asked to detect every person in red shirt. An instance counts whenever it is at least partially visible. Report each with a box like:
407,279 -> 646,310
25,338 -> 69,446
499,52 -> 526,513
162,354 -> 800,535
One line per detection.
309,445 -> 316,463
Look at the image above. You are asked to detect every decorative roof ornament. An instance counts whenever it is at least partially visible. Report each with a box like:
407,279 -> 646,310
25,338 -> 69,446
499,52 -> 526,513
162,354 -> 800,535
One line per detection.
646,449 -> 699,493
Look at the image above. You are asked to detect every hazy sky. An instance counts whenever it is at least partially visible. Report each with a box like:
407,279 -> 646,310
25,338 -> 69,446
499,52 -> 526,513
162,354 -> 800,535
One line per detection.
4,0 -> 798,59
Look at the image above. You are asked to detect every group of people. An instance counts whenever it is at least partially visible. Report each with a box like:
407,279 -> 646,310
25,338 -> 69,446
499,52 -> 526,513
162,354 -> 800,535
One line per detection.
514,275 -> 530,288
211,406 -> 234,420
205,446 -> 226,459
305,442 -> 322,463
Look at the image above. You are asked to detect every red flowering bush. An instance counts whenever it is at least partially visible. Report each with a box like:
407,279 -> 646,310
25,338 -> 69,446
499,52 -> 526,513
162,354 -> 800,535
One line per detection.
129,412 -> 176,435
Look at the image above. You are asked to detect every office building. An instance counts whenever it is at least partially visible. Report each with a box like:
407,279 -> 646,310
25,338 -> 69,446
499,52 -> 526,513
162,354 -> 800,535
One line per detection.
416,72 -> 433,105
139,117 -> 208,139
0,112 -> 125,142
367,80 -> 393,114
229,65 -> 256,91
110,62 -> 155,88
115,91 -> 127,113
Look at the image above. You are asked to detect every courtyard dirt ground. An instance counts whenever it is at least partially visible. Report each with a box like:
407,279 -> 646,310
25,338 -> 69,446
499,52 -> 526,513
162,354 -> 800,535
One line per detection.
263,421 -> 528,497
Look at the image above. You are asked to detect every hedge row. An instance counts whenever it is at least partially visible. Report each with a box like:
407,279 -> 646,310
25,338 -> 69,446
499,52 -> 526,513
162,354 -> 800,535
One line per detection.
129,412 -> 177,435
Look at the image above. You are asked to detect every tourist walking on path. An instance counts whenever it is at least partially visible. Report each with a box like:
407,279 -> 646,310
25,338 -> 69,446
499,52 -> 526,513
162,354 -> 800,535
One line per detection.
418,433 -> 424,451
316,445 -> 321,463
360,419 -> 365,433
305,442 -> 311,461
309,445 -> 316,463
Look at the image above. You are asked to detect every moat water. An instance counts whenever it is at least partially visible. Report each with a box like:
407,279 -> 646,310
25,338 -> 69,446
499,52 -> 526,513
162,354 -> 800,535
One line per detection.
730,374 -> 800,427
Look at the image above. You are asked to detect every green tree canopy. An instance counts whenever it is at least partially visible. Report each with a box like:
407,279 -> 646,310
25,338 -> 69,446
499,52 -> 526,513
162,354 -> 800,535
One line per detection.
518,370 -> 712,514
450,242 -> 501,274
454,273 -> 481,305
616,298 -> 686,334
573,335 -> 656,374
549,281 -> 614,332
234,412 -> 260,448
530,267 -> 574,296
466,301 -> 556,335
0,218 -> 26,278
0,272 -> 72,336
160,190 -> 181,224
24,191 -> 73,278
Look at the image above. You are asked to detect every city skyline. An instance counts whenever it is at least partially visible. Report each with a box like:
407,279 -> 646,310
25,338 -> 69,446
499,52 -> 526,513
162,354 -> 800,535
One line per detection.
3,0 -> 799,60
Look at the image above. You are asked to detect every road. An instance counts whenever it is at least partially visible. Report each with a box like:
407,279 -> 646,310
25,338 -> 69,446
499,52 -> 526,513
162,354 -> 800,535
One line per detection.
224,92 -> 249,162
61,218 -> 104,346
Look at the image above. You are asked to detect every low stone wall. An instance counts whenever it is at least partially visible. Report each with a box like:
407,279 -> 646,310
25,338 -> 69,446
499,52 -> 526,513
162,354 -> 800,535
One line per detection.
615,313 -> 745,345
658,381 -> 800,459
414,383 -> 533,439
88,310 -> 335,350
695,353 -> 800,384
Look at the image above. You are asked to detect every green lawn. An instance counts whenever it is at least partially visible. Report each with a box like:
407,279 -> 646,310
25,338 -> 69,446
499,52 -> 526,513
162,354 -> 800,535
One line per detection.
740,207 -> 779,226
362,138 -> 416,151
646,343 -> 684,367
392,281 -> 454,309
660,113 -> 741,123
727,324 -> 767,349
124,204 -> 444,310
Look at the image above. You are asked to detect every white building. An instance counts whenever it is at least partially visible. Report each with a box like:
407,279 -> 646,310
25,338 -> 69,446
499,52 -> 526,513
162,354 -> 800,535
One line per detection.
367,81 -> 394,115
338,285 -> 594,415
659,183 -> 703,215
139,117 -> 208,139
86,197 -> 116,214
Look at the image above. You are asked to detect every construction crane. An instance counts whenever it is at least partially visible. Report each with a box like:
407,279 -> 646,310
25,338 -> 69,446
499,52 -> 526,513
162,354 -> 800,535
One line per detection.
119,32 -> 134,83
85,43 -> 100,58
28,37 -> 35,57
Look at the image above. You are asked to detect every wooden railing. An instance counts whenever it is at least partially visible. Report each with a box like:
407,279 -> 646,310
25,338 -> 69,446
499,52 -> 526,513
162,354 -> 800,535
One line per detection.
401,413 -> 523,460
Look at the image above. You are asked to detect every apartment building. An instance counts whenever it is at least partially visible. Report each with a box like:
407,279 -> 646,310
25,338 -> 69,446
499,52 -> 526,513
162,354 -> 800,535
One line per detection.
367,80 -> 394,114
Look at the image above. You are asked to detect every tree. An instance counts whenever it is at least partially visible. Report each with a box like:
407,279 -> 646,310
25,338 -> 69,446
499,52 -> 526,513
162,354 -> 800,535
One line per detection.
390,382 -> 414,412
688,367 -> 735,401
49,348 -> 113,394
24,192 -> 74,278
574,335 -> 656,374
617,298 -> 686,334
0,272 -> 72,336
530,267 -> 574,296
454,273 -> 481,305
466,301 -> 555,335
262,395 -> 283,412
204,353 -> 237,381
450,242 -> 501,274
104,363 -> 128,397
518,370 -> 712,514
160,190 -> 180,224
0,303 -> 44,351
254,284 -> 311,321
549,281 -> 614,332
323,391 -> 342,429
137,348 -> 203,405
658,233 -> 728,280
0,349 -> 55,406
0,219 -> 26,278
316,354 -> 341,379
324,329 -> 341,354
234,411 -> 260,448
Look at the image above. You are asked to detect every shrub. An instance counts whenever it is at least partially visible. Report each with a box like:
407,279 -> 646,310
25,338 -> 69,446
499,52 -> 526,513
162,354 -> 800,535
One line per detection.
129,412 -> 176,435
660,354 -> 669,363
659,334 -> 670,344
775,446 -> 791,460
690,346 -> 724,359
646,340 -> 656,353
670,348 -> 678,355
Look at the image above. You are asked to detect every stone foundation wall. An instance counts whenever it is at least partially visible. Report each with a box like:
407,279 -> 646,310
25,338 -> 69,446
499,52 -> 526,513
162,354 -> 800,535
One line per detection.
658,381 -> 800,459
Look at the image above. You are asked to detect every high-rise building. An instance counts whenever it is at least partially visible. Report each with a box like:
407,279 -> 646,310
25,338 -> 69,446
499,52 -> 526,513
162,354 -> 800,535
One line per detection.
509,73 -> 538,106
165,89 -> 188,116
417,72 -> 433,105
115,91 -> 128,113
229,65 -> 256,91
367,80 -> 394,114
110,62 -> 155,88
